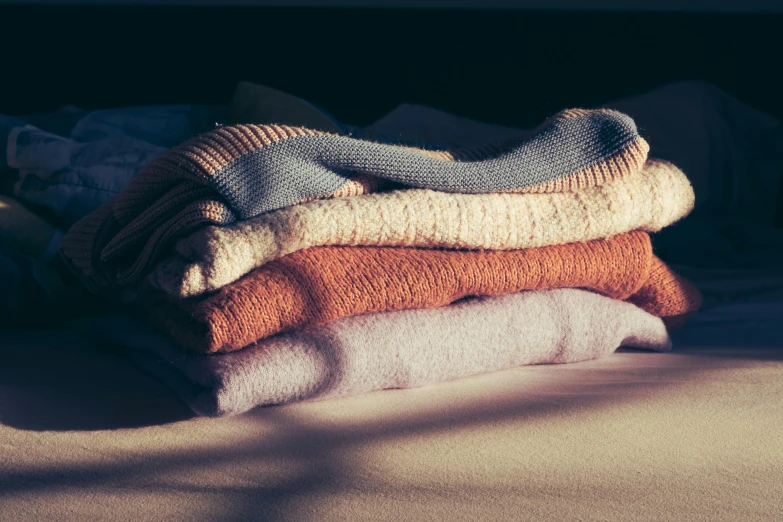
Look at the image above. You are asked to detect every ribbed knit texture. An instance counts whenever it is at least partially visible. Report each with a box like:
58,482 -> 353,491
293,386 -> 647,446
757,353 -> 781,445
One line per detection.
101,288 -> 672,416
59,108 -> 648,292
150,231 -> 702,354
152,159 -> 693,297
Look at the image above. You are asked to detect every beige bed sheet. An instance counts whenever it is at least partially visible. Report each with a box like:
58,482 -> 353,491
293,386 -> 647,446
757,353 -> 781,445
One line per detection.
1,329 -> 782,521
4,85 -> 781,520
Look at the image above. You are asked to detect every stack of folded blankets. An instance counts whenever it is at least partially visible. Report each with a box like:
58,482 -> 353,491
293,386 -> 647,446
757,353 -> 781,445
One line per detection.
60,108 -> 702,416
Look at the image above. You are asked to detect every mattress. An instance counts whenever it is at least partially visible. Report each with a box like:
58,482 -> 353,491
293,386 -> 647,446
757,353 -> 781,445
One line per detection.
1,271 -> 782,521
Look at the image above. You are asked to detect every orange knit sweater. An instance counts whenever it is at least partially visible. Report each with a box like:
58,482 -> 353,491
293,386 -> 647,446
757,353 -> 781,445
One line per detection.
151,231 -> 701,354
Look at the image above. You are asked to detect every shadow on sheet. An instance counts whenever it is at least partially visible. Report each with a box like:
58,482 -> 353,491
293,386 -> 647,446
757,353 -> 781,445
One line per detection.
0,330 -> 192,430
0,267 -> 782,432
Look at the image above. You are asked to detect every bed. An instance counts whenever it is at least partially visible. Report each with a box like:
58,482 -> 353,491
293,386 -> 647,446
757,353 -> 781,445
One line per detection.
2,277 -> 782,520
1,3 -> 782,521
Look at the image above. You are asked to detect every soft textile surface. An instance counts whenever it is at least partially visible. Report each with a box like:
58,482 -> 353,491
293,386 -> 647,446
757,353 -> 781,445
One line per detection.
605,82 -> 783,270
0,195 -> 61,262
606,82 -> 781,224
2,313 -> 782,521
151,231 -> 702,354
98,289 -> 671,417
230,82 -> 345,133
153,158 -> 692,297
353,82 -> 783,272
3,85 -> 781,520
0,246 -> 68,330
1,104 -> 226,229
359,102 -> 533,148
59,108 -> 648,291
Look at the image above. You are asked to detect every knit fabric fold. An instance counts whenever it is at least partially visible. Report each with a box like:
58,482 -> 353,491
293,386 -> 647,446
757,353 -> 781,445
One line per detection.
99,288 -> 672,416
59,108 -> 648,292
150,231 -> 702,354
152,159 -> 693,297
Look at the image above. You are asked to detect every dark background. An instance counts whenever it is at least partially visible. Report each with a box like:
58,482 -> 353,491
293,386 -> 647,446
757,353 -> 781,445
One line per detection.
0,5 -> 781,126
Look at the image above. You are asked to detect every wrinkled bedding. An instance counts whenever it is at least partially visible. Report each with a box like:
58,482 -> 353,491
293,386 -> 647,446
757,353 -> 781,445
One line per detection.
1,271 -> 782,520
2,81 -> 782,520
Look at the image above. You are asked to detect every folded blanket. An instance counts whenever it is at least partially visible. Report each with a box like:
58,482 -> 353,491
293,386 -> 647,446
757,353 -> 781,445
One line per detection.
100,288 -> 672,416
151,231 -> 701,354
59,108 -> 648,291
152,159 -> 693,297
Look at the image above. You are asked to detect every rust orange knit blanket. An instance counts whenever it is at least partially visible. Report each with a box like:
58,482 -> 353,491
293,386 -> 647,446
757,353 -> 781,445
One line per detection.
151,231 -> 701,354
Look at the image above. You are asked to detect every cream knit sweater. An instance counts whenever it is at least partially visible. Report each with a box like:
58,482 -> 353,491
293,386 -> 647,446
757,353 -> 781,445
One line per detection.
151,159 -> 694,297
